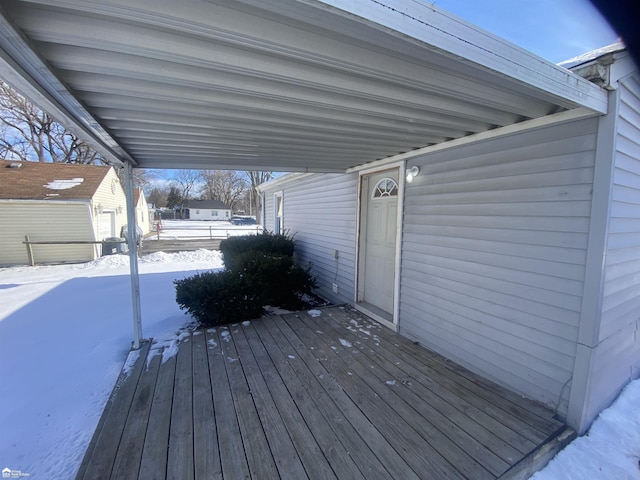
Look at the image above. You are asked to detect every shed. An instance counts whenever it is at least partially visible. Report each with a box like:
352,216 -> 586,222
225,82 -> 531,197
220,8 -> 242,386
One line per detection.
183,200 -> 232,221
0,160 -> 127,265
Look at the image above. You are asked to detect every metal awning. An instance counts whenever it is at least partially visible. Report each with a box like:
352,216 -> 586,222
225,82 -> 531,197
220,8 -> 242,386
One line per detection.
0,0 -> 607,173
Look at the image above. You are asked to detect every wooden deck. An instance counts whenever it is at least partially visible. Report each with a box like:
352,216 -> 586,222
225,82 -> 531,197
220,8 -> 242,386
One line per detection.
76,306 -> 575,480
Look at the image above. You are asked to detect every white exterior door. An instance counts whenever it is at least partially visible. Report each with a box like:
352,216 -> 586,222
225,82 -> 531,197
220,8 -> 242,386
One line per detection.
358,170 -> 399,317
97,211 -> 116,240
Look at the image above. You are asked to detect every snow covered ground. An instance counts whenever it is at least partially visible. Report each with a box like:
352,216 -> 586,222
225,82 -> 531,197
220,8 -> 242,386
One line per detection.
150,219 -> 260,240
0,250 -> 638,479
0,250 -> 223,479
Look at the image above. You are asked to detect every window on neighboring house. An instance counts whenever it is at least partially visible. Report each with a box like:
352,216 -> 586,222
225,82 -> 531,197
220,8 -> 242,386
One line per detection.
372,178 -> 398,198
225,211 -> 230,217
274,192 -> 283,234
196,209 -> 200,214
212,211 -> 218,217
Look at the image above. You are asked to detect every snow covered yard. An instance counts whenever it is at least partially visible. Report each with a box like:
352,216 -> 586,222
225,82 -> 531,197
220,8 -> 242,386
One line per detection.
151,219 -> 260,240
0,250 -> 223,479
0,249 -> 639,479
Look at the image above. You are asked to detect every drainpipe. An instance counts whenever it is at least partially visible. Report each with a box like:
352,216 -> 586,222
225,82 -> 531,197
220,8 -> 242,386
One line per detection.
123,162 -> 143,349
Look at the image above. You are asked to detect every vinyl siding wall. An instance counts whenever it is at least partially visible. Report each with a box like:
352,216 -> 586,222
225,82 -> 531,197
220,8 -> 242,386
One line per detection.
587,74 -> 640,422
91,170 -> 127,240
136,194 -> 151,234
400,118 -> 599,415
189,209 -> 231,221
262,173 -> 358,304
0,200 -> 95,266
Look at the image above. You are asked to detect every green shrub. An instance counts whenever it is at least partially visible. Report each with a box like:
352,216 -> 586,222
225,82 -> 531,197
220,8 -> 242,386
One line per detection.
176,231 -> 317,327
235,251 -> 317,310
220,232 -> 295,271
174,270 -> 264,326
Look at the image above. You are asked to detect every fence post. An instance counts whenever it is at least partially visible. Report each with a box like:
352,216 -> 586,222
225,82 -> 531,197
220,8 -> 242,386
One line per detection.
24,235 -> 34,266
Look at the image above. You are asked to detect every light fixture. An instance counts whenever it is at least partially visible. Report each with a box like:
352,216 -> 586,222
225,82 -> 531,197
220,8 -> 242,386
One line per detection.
94,203 -> 103,215
406,165 -> 420,183
117,205 -> 123,214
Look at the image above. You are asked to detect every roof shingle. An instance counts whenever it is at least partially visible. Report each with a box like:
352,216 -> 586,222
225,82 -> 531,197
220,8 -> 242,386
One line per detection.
0,160 -> 112,201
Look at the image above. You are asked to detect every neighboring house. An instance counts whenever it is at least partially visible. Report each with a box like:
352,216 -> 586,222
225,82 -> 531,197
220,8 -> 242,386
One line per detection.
0,160 -> 128,266
183,200 -> 231,221
134,188 -> 151,235
259,44 -> 640,436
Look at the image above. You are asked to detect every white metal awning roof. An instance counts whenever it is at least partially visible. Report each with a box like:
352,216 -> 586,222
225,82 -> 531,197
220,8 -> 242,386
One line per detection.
0,0 -> 608,172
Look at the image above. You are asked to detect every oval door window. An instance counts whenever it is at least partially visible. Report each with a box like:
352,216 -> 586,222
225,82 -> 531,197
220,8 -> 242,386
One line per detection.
372,178 -> 398,198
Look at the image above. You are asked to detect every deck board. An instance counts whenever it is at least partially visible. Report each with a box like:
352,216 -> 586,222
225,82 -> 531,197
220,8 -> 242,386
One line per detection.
77,306 -> 574,480
167,335 -> 194,479
77,341 -> 151,480
139,347 -> 176,480
249,319 -> 367,480
303,310 -> 508,477
110,350 -> 161,480
263,315 -> 417,480
192,332 -> 221,480
219,324 -> 281,480
206,328 -> 251,480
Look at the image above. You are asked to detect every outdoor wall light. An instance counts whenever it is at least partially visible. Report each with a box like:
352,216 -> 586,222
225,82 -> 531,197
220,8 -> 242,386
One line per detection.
117,205 -> 123,214
406,165 -> 420,183
94,203 -> 103,215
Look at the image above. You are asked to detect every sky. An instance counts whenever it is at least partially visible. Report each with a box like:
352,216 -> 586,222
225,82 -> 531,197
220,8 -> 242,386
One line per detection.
430,0 -> 620,63
0,236 -> 638,478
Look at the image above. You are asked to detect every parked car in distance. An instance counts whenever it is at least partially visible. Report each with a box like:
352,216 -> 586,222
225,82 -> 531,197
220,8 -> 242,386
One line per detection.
231,216 -> 257,225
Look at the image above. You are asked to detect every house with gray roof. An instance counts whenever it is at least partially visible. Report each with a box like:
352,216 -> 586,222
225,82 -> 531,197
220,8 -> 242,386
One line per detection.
183,199 -> 231,221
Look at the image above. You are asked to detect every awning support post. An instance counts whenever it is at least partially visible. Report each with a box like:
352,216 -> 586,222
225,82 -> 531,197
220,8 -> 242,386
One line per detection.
123,162 -> 143,349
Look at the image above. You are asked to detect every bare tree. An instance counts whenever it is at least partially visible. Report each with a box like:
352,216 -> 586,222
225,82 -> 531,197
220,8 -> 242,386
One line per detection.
246,171 -> 273,223
0,80 -> 105,164
200,170 -> 247,211
171,169 -> 201,218
146,185 -> 169,208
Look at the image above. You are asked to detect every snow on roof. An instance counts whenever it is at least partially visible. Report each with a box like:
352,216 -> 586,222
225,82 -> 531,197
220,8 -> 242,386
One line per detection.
44,178 -> 84,190
558,41 -> 626,69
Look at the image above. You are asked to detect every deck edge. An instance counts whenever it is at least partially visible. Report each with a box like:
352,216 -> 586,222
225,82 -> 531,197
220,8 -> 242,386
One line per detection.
498,425 -> 577,480
74,340 -> 151,480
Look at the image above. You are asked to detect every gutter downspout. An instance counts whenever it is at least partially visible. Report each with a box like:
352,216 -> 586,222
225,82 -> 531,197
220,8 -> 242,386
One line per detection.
123,162 -> 143,349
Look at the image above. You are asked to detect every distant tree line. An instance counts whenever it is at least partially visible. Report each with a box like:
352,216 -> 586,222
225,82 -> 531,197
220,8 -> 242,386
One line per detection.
149,169 -> 273,223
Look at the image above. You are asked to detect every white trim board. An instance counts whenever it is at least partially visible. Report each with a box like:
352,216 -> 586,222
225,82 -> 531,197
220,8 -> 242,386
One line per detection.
347,108 -> 600,173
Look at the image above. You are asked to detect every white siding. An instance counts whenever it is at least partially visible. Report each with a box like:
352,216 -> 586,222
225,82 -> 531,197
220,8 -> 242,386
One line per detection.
263,191 -> 275,232
189,209 -> 231,221
136,193 -> 151,234
588,74 -> 640,421
0,200 -> 95,266
399,118 -> 599,414
261,173 -> 358,303
91,169 -> 127,240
